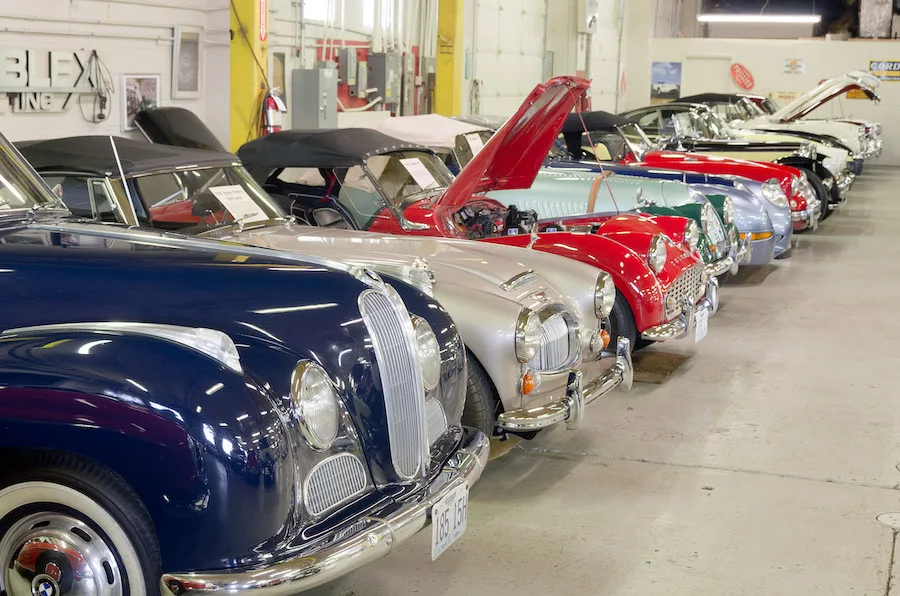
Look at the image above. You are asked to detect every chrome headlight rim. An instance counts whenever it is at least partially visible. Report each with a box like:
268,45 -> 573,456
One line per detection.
761,177 -> 789,208
515,308 -> 542,363
648,234 -> 668,274
721,197 -> 735,225
683,220 -> 700,253
290,361 -> 341,451
594,271 -> 616,318
411,315 -> 441,391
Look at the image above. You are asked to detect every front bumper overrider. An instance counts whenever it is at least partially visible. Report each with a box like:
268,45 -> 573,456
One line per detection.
160,427 -> 491,595
640,277 -> 718,342
497,337 -> 634,432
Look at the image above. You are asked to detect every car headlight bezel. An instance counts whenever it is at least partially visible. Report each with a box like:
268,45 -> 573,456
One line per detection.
290,361 -> 341,451
648,234 -> 667,274
594,271 -> 616,318
761,178 -> 789,208
411,316 -> 441,391
701,202 -> 716,235
721,197 -> 735,225
683,220 -> 700,253
515,308 -> 542,363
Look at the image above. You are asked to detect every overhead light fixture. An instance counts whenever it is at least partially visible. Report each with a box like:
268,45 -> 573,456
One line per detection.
697,14 -> 822,24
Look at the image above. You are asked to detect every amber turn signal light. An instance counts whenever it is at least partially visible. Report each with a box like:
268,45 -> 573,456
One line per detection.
739,231 -> 774,241
600,329 -> 611,350
521,372 -> 536,395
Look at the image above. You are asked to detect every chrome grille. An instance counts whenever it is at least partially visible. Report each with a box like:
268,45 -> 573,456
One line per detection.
528,312 -> 573,372
425,398 -> 448,445
359,290 -> 427,480
665,265 -> 703,319
304,453 -> 368,516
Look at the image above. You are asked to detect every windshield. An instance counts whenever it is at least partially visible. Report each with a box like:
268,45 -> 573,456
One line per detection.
454,130 -> 494,169
363,150 -> 453,208
129,165 -> 284,233
618,124 -> 653,159
0,136 -> 64,215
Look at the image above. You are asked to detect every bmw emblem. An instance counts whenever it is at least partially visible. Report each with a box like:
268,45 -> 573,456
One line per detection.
31,574 -> 58,596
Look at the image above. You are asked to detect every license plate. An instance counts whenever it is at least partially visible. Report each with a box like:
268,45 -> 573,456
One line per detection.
431,481 -> 469,560
695,306 -> 709,343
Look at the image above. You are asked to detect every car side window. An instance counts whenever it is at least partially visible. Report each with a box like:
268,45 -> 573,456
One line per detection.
40,174 -> 122,223
636,111 -> 661,135
335,165 -> 390,229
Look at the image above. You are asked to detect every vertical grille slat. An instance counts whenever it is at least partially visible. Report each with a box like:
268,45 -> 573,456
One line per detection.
528,313 -> 572,372
665,265 -> 703,319
359,290 -> 427,480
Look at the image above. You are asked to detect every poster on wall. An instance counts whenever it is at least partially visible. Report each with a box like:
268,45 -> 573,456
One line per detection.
869,60 -> 900,81
783,59 -> 805,75
172,25 -> 202,99
650,62 -> 681,105
122,74 -> 160,132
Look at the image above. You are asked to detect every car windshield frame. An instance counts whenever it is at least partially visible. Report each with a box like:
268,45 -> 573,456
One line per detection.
0,134 -> 69,219
615,123 -> 654,160
122,164 -> 287,235
360,150 -> 453,210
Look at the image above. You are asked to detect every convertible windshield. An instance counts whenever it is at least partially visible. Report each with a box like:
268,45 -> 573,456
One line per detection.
454,130 -> 494,169
618,124 -> 653,159
363,150 -> 453,207
0,136 -> 62,213
128,165 -> 284,233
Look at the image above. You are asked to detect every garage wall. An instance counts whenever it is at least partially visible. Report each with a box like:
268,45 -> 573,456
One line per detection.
0,0 -> 230,144
634,37 -> 900,165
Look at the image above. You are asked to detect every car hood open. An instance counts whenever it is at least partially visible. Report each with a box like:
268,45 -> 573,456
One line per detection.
436,76 -> 591,209
767,71 -> 880,123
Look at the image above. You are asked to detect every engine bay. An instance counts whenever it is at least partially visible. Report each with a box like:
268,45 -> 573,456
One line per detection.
452,203 -> 540,240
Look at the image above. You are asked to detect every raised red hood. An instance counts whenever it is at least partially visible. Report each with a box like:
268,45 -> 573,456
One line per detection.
437,76 -> 590,209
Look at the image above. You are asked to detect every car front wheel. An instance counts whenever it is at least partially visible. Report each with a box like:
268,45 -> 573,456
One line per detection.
0,452 -> 161,596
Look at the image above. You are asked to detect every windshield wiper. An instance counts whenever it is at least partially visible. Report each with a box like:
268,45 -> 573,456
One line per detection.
24,201 -> 69,223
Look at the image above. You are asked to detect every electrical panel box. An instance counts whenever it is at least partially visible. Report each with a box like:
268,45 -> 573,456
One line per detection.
400,53 -> 416,115
577,0 -> 600,34
350,60 -> 367,98
420,57 -> 436,114
368,52 -> 401,109
337,47 -> 357,86
291,68 -> 338,129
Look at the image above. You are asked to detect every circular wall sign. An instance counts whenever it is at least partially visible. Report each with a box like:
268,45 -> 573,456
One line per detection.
731,63 -> 755,90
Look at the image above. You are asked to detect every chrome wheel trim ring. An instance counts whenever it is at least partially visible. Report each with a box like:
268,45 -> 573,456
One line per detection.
0,481 -> 145,596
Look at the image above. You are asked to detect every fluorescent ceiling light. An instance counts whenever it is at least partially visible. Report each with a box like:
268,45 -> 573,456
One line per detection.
697,14 -> 822,24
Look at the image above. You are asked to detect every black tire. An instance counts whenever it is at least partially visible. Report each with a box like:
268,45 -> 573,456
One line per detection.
603,292 -> 640,351
803,168 -> 833,222
461,351 -> 500,437
0,451 -> 161,595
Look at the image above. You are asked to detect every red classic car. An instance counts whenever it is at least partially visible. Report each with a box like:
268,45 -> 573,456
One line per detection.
559,111 -> 821,232
225,77 -> 715,349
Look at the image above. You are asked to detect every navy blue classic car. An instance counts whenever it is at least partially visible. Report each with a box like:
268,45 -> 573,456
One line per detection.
0,132 -> 488,595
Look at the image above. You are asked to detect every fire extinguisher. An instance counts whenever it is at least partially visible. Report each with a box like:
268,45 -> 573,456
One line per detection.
263,87 -> 287,135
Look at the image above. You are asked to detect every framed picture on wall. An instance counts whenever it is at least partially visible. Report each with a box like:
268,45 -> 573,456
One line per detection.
121,74 -> 160,132
172,25 -> 202,99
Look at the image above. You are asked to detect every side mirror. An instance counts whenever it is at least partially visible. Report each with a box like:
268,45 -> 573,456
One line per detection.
636,188 -> 656,207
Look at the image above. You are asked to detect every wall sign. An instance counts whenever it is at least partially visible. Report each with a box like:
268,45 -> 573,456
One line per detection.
650,61 -> 681,105
731,63 -> 755,90
0,49 -> 98,113
121,74 -> 160,132
783,59 -> 805,75
869,60 -> 900,81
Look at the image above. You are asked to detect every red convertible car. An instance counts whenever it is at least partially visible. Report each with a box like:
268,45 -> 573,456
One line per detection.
230,77 -> 715,349
560,111 -> 821,232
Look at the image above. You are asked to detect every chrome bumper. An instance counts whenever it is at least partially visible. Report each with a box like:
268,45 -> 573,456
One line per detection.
497,337 -> 633,432
160,428 -> 491,595
705,255 -> 734,278
640,277 -> 718,342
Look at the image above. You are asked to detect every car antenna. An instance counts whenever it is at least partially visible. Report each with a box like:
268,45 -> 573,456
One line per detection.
109,136 -> 136,210
566,89 -> 620,214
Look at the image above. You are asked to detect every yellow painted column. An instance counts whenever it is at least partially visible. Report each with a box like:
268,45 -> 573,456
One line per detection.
435,0 -> 464,116
230,0 -> 269,151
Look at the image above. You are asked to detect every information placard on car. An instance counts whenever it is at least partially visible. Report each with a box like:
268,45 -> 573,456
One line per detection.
209,185 -> 266,224
399,157 -> 439,190
431,481 -> 468,560
695,306 -> 709,343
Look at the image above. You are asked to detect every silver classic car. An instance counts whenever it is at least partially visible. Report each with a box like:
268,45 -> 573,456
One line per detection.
19,135 -> 633,439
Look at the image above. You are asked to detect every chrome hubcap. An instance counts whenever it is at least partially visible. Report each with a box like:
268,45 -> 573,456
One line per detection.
0,512 -> 124,595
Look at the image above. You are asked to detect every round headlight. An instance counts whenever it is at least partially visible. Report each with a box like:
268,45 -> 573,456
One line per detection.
761,178 -> 789,208
290,361 -> 341,450
594,271 -> 616,318
648,234 -> 667,273
411,316 -> 441,391
515,309 -> 542,363
683,220 -> 700,253
722,197 -> 735,225
700,202 -> 716,235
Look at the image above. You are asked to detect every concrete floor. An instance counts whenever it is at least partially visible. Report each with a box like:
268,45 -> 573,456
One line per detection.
311,166 -> 900,596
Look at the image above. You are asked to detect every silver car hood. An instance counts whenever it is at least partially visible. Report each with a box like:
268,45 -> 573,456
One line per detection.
221,223 -> 554,300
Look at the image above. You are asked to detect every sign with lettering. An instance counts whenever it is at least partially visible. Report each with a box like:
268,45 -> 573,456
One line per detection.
0,49 -> 98,114
869,60 -> 900,81
730,63 -> 755,90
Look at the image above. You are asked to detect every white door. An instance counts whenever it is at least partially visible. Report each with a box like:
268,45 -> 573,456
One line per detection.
681,56 -> 732,95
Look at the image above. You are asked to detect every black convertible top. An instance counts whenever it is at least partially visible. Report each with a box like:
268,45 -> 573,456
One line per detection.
16,136 -> 238,176
561,111 -> 631,133
676,93 -> 748,104
237,128 -> 430,170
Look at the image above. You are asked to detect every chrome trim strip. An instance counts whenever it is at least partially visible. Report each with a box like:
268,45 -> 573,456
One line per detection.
160,428 -> 490,596
500,270 -> 538,291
